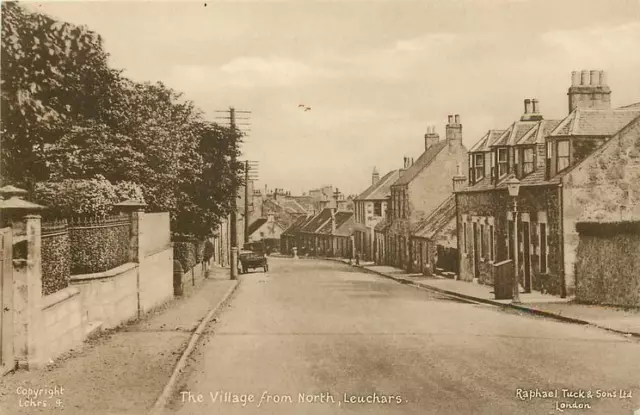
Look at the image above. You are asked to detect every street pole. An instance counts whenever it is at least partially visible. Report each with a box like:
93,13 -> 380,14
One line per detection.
244,160 -> 249,245
512,198 -> 521,303
229,107 -> 238,280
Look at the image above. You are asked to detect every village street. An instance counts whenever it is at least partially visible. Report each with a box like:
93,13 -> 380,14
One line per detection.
168,258 -> 640,415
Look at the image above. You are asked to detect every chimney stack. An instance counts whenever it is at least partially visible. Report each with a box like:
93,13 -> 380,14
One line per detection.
452,162 -> 467,192
521,98 -> 543,121
446,114 -> 462,148
372,166 -> 380,185
424,125 -> 440,150
568,69 -> 611,113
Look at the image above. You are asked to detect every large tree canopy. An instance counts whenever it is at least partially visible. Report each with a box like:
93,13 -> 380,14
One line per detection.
1,2 -> 242,237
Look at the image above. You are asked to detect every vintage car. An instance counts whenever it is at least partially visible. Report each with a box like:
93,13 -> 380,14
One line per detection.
238,250 -> 268,274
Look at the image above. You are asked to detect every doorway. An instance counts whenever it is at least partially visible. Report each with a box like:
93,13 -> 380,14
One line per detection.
522,221 -> 532,292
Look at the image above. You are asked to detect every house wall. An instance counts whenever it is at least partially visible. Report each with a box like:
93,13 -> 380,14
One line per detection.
562,117 -> 640,294
388,144 -> 468,270
574,225 -> 640,307
456,186 -> 564,294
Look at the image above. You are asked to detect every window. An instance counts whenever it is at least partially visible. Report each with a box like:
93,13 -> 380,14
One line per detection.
474,153 -> 485,181
490,152 -> 495,180
508,219 -> 514,260
539,223 -> 548,273
514,149 -> 520,176
557,140 -> 570,172
374,202 -> 382,216
498,148 -> 508,177
489,225 -> 494,261
523,147 -> 535,174
463,222 -> 467,254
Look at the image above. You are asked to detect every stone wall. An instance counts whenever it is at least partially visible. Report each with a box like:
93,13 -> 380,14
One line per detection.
70,264 -> 139,329
41,287 -> 84,363
140,212 -> 171,256
139,248 -> 174,313
575,222 -> 640,307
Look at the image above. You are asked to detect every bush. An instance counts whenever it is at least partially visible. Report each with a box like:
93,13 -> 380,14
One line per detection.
173,241 -> 197,272
34,175 -> 144,217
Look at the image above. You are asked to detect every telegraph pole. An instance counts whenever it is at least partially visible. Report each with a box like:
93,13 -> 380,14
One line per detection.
243,160 -> 260,244
215,107 -> 251,280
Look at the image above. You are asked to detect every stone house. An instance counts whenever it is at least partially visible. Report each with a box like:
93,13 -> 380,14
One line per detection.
353,168 -> 400,262
385,116 -> 469,270
247,214 -> 287,243
456,69 -> 640,297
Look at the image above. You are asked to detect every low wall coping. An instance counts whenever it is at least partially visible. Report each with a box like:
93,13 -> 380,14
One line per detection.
145,245 -> 172,259
70,262 -> 138,282
42,286 -> 80,310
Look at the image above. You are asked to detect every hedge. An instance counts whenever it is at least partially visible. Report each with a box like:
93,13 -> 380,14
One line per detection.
575,220 -> 640,237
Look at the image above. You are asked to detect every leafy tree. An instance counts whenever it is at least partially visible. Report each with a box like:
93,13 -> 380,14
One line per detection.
1,2 -> 117,189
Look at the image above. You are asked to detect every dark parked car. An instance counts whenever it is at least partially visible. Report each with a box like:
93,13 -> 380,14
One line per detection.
238,250 -> 268,274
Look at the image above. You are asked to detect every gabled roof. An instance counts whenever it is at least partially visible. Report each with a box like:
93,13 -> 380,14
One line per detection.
469,129 -> 505,153
248,218 -> 268,236
412,195 -> 456,239
516,119 -> 562,146
549,108 -> 640,137
491,121 -> 538,147
355,170 -> 400,201
392,141 -> 448,187
317,211 -> 354,236
299,208 -> 332,233
282,215 -> 313,236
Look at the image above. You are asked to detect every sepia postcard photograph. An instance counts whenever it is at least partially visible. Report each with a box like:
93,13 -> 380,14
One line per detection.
1,0 -> 640,413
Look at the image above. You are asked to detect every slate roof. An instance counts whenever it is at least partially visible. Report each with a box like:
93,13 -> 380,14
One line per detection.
355,170 -> 401,201
392,141 -> 448,186
516,119 -> 562,146
412,195 -> 456,239
491,121 -> 538,147
282,215 -> 313,236
299,208 -> 333,233
549,108 -> 640,137
317,211 -> 354,236
248,218 -> 267,236
469,129 -> 505,153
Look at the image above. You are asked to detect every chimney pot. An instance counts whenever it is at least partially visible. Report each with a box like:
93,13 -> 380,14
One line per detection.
454,114 -> 460,124
590,70 -> 599,85
524,99 -> 532,114
599,70 -> 607,86
581,70 -> 589,85
448,115 -> 453,124
532,99 -> 539,114
571,71 -> 580,86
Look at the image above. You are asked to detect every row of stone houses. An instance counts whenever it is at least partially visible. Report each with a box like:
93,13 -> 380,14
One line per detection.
355,68 -> 640,300
457,69 -> 640,297
281,207 -> 355,258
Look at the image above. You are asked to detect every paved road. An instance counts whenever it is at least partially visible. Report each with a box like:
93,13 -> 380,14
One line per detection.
169,258 -> 640,415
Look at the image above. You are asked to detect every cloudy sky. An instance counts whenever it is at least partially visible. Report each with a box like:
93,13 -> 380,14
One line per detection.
30,0 -> 640,195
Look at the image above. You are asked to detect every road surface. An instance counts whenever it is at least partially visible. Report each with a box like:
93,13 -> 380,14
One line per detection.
168,258 -> 640,415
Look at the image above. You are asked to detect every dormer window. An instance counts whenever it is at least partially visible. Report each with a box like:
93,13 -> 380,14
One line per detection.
557,140 -> 570,172
523,147 -> 535,175
474,153 -> 485,181
497,148 -> 508,178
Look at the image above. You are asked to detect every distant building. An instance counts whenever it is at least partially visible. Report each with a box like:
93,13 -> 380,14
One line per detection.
353,167 -> 400,261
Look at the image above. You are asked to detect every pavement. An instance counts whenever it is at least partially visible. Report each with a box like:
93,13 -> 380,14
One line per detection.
0,265 -> 237,415
168,257 -> 640,415
345,261 -> 640,338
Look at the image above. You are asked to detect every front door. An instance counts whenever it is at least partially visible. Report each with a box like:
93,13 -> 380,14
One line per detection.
1,227 -> 14,375
522,222 -> 532,292
472,222 -> 480,279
